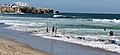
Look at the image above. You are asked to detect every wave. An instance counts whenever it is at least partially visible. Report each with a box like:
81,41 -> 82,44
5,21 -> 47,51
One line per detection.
92,19 -> 120,23
53,14 -> 78,18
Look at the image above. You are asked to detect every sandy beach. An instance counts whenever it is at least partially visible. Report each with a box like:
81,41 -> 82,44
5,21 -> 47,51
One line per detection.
0,37 -> 50,55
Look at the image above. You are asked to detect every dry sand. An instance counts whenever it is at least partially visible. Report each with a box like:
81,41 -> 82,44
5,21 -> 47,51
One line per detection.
0,37 -> 50,55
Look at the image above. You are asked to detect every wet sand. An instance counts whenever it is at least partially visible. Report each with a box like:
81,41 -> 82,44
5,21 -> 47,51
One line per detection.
0,37 -> 50,55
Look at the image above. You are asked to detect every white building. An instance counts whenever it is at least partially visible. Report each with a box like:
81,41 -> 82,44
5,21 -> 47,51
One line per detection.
13,2 -> 29,7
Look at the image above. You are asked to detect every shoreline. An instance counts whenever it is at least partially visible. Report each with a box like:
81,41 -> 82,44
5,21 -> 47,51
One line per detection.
19,26 -> 120,54
0,36 -> 50,55
0,19 -> 120,55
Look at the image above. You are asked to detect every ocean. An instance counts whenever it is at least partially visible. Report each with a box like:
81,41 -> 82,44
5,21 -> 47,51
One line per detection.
0,13 -> 120,54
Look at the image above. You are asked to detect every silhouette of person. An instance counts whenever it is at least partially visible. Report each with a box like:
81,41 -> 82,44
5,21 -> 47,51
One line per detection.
104,27 -> 106,31
46,27 -> 49,33
55,27 -> 57,34
52,26 -> 55,33
109,31 -> 114,36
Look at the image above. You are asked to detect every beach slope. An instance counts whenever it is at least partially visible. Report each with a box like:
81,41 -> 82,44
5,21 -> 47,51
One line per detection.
0,37 -> 50,55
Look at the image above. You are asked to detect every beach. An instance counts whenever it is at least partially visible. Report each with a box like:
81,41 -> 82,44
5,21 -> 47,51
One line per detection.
0,0 -> 120,55
0,23 -> 119,55
0,14 -> 120,55
0,37 -> 50,55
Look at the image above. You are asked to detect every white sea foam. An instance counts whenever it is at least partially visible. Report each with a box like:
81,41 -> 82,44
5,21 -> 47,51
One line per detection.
0,20 -> 47,27
32,33 -> 120,53
92,19 -> 120,23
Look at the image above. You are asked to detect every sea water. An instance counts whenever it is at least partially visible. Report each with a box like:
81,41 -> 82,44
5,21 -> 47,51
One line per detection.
1,13 -> 120,53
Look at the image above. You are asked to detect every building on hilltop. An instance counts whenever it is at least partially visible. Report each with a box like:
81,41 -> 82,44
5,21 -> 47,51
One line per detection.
0,5 -> 14,13
0,4 -> 21,13
13,2 -> 29,7
12,6 -> 21,13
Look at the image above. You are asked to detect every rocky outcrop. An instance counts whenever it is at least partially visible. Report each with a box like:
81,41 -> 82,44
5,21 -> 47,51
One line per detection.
20,7 -> 54,14
0,4 -> 54,14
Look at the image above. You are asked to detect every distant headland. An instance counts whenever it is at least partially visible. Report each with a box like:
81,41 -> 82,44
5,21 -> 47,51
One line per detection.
0,2 -> 59,14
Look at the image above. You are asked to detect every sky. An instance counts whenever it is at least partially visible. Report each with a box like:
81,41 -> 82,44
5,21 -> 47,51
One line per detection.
0,0 -> 120,13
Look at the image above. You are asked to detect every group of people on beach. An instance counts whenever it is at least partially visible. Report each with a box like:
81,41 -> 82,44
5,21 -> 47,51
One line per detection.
46,26 -> 58,36
46,26 -> 114,37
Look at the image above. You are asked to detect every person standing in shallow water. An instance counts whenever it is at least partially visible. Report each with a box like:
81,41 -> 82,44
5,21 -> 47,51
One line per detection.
108,31 -> 114,36
46,27 -> 49,33
51,26 -> 55,36
52,26 -> 55,33
55,27 -> 57,36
